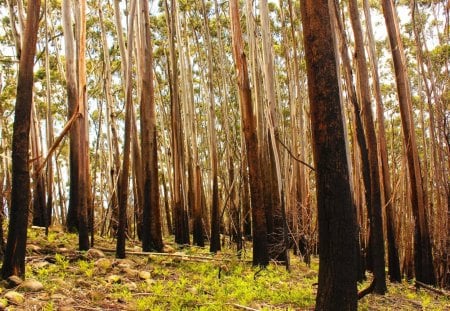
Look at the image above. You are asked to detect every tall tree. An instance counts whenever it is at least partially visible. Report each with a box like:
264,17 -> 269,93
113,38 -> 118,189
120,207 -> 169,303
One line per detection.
348,0 -> 386,293
230,0 -> 268,266
63,0 -> 80,233
1,0 -> 40,278
381,0 -> 436,285
165,0 -> 190,245
139,0 -> 163,252
201,0 -> 221,254
76,0 -> 90,251
362,0 -> 401,283
116,0 -> 137,259
300,0 -> 358,309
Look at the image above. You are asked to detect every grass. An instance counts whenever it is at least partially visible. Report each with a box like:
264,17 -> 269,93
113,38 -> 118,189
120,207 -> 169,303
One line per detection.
0,228 -> 448,310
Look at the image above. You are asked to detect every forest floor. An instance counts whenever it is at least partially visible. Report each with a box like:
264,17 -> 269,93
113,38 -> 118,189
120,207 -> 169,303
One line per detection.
0,227 -> 448,310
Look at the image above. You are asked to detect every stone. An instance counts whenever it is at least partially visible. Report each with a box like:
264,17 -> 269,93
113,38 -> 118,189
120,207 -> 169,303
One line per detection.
94,258 -> 112,270
138,271 -> 151,280
6,276 -> 23,288
4,291 -> 24,305
86,248 -> 105,259
20,279 -> 43,292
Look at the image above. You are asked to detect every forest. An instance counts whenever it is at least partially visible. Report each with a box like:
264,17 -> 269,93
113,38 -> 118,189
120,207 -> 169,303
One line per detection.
0,0 -> 448,309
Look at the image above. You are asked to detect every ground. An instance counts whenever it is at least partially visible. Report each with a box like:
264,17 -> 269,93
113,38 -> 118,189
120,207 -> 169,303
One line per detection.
0,228 -> 448,310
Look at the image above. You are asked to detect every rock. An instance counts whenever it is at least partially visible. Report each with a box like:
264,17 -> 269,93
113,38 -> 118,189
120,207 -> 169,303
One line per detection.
4,291 -> 24,305
115,259 -> 134,269
106,275 -> 121,284
138,271 -> 151,280
86,248 -> 105,259
125,282 -> 137,291
32,261 -> 50,269
94,258 -> 112,271
7,276 -> 23,287
122,268 -> 138,278
20,279 -> 43,292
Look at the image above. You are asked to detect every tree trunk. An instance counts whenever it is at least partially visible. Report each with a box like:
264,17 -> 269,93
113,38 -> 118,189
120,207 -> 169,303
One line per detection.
381,0 -> 436,285
348,0 -> 386,293
230,0 -> 268,266
362,0 -> 401,283
139,0 -> 163,252
1,0 -> 40,279
116,0 -> 137,259
300,0 -> 358,308
165,0 -> 190,245
76,0 -> 90,251
62,0 -> 80,233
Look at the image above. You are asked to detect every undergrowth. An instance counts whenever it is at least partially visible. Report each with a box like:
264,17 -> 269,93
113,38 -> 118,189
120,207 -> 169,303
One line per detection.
0,228 -> 447,310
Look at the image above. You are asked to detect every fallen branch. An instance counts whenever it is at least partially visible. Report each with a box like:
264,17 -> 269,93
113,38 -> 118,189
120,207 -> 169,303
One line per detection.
96,247 -> 252,263
415,280 -> 450,297
228,303 -> 260,311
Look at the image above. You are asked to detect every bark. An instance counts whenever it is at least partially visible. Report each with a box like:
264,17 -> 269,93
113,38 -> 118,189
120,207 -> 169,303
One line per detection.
363,0 -> 401,283
1,0 -> 40,278
62,0 -> 80,233
116,0 -> 137,259
77,0 -> 90,251
300,0 -> 358,309
201,0 -> 220,253
139,0 -> 163,252
348,0 -> 386,293
230,0 -> 268,266
165,0 -> 190,245
381,0 -> 436,285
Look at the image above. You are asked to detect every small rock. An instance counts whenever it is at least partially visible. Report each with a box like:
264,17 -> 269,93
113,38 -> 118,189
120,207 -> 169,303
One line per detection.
86,248 -> 105,259
20,279 -> 43,292
7,276 -> 23,287
115,259 -> 134,269
122,268 -> 138,278
95,258 -> 112,270
107,275 -> 121,284
125,282 -> 137,291
4,291 -> 24,305
32,261 -> 50,269
187,287 -> 198,295
138,271 -> 151,280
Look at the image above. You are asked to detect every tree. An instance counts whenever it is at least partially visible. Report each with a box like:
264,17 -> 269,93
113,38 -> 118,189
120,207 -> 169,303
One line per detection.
348,0 -> 386,293
362,0 -> 401,283
139,0 -> 163,252
230,0 -> 268,266
381,0 -> 436,285
1,0 -> 41,278
300,0 -> 358,309
116,0 -> 137,259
